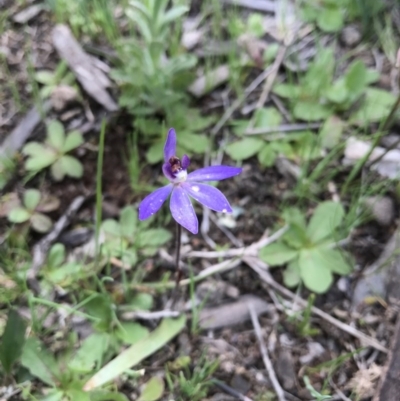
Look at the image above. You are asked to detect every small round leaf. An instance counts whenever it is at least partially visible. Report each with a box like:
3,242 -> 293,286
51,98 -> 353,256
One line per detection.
63,131 -> 84,153
46,121 -> 65,149
24,189 -> 41,210
30,213 -> 53,233
61,155 -> 83,178
8,207 -> 31,223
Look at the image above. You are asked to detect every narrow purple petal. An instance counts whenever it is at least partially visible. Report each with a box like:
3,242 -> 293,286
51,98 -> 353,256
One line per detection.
182,182 -> 232,213
187,166 -> 242,182
139,185 -> 173,220
162,163 -> 175,181
164,128 -> 177,162
170,186 -> 198,234
181,154 -> 190,170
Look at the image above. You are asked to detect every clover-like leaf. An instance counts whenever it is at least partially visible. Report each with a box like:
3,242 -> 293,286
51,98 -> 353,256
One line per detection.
225,138 -> 264,160
138,376 -> 165,401
63,130 -> 84,153
22,142 -> 45,156
46,121 -> 65,150
24,189 -> 41,211
25,148 -> 57,171
50,158 -> 66,181
60,155 -> 83,178
48,243 -> 66,267
283,259 -> 301,288
137,228 -> 172,248
306,201 -> 345,244
317,7 -> 343,32
120,206 -> 137,238
315,245 -> 352,275
293,101 -> 332,121
299,248 -> 333,293
8,207 -> 31,223
30,212 -> 53,233
102,219 -> 122,237
259,242 -> 299,266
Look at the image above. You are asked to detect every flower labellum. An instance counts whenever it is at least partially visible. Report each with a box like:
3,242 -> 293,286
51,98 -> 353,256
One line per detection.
139,128 -> 242,234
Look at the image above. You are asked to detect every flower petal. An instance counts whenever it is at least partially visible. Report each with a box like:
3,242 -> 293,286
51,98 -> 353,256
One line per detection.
187,166 -> 242,182
170,186 -> 198,234
164,128 -> 177,162
182,182 -> 232,213
162,163 -> 175,181
182,154 -> 190,169
139,185 -> 172,220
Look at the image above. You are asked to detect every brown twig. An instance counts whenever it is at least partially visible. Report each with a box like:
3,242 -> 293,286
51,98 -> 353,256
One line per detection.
27,195 -> 86,294
245,256 -> 388,353
248,303 -> 286,401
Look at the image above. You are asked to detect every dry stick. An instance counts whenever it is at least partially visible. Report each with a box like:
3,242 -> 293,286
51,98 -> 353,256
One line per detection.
245,256 -> 388,353
248,303 -> 286,401
256,46 -> 286,109
211,65 -> 275,136
121,310 -> 181,320
244,123 -> 321,136
27,196 -> 86,294
212,379 -> 255,401
185,225 -> 288,259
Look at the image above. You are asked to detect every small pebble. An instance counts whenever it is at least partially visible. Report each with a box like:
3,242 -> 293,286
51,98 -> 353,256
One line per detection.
364,196 -> 395,226
340,25 -> 362,47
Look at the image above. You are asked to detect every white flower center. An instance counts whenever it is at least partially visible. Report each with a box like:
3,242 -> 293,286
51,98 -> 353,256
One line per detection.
172,169 -> 187,183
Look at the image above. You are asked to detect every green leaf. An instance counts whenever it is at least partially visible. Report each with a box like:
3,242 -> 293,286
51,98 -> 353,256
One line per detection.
25,149 -> 57,171
146,141 -> 164,164
84,294 -> 113,331
298,248 -> 333,293
60,155 -> 83,178
350,88 -> 396,125
115,322 -> 150,345
48,243 -> 66,267
69,333 -> 110,373
315,245 -> 352,275
102,219 -> 122,237
162,5 -> 189,26
138,376 -> 165,401
35,70 -> 55,85
0,309 -> 26,374
257,144 -> 276,167
40,390 -> 64,401
283,259 -> 301,288
63,130 -> 84,153
22,141 -> 45,156
254,107 -> 282,129
129,293 -> 154,311
24,189 -> 41,210
137,228 -> 172,247
120,206 -> 138,238
225,138 -> 264,160
326,79 -> 348,104
273,83 -> 301,99
179,132 -> 209,154
21,337 -> 60,386
259,242 -> 299,266
317,7 -> 343,32
90,391 -> 129,401
46,120 -> 65,149
306,201 -> 345,244
345,60 -> 368,101
83,316 -> 186,390
31,212 -> 53,233
247,13 -> 265,38
51,158 -> 65,181
8,207 -> 31,223
319,116 -> 344,149
293,102 -> 332,121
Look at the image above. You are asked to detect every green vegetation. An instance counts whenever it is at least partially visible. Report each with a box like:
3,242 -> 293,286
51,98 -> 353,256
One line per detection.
0,0 -> 399,399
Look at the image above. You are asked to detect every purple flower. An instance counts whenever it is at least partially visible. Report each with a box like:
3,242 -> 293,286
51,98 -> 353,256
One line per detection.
139,128 -> 242,234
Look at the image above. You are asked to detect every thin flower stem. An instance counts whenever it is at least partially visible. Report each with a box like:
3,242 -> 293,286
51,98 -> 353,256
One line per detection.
171,223 -> 182,306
